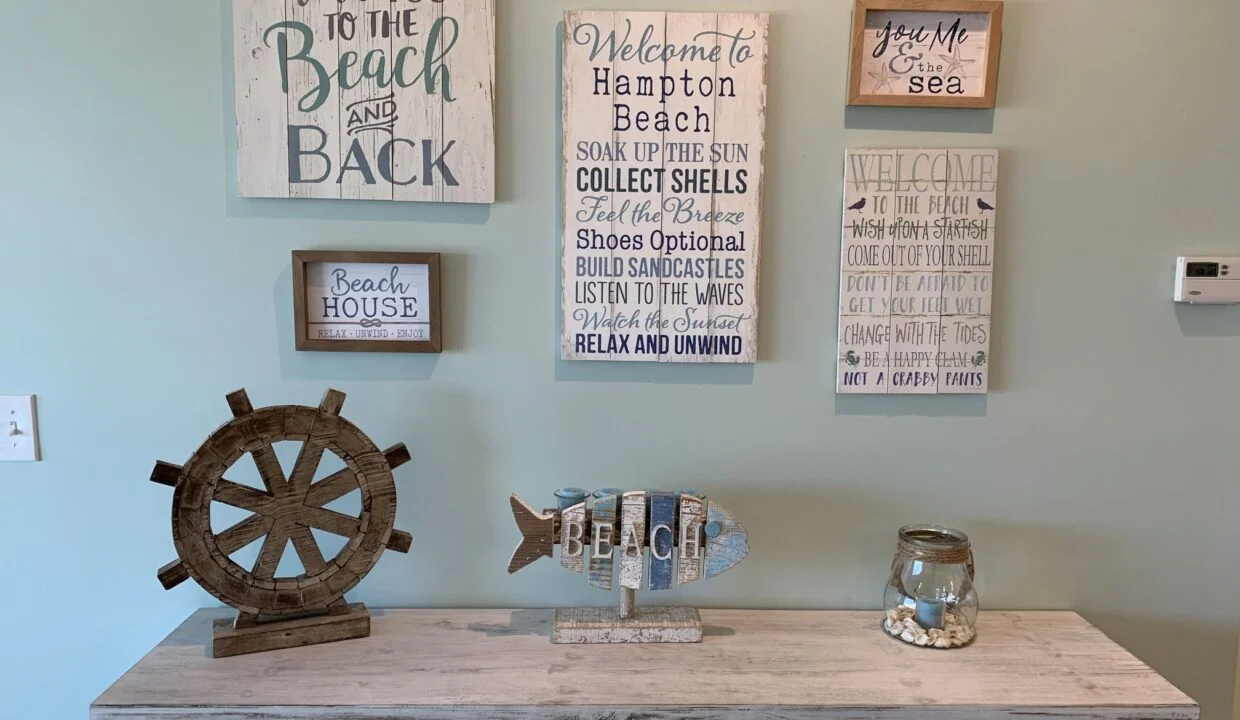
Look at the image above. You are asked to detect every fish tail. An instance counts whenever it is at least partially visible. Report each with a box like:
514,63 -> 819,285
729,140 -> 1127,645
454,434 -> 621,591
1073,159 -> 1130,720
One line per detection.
507,494 -> 556,574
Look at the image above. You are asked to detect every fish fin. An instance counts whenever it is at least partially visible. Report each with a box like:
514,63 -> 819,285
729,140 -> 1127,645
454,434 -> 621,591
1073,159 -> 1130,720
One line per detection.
507,494 -> 556,574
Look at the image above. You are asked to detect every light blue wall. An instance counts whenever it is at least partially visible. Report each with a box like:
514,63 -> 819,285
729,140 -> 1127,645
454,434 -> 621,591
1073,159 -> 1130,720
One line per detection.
2,0 -> 1238,717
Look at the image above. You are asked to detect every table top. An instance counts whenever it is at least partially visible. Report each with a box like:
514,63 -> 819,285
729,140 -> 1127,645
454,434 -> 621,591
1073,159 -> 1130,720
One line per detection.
92,609 -> 1197,720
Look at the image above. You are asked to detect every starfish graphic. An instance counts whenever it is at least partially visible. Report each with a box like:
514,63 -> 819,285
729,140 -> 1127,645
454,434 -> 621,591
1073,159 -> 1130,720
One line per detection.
938,45 -> 976,77
868,63 -> 897,94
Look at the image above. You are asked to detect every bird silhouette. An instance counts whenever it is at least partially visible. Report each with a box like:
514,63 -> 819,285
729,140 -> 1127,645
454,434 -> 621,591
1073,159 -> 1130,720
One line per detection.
977,199 -> 995,211
847,198 -> 866,211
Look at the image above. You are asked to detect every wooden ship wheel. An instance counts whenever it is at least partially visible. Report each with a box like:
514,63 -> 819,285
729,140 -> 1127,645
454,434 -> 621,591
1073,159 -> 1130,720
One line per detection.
149,388 -> 413,657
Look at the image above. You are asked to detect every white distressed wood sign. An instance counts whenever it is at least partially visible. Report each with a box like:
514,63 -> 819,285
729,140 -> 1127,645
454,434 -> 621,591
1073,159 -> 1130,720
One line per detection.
837,149 -> 997,395
233,0 -> 495,203
561,11 -> 770,363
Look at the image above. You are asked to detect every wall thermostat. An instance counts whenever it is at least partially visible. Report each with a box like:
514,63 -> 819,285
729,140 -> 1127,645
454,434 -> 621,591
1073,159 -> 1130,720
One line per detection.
1174,257 -> 1240,304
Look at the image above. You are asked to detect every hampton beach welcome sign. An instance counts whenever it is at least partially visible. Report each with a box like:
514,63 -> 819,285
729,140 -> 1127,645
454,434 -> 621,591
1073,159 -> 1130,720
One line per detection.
561,11 -> 770,364
233,0 -> 495,203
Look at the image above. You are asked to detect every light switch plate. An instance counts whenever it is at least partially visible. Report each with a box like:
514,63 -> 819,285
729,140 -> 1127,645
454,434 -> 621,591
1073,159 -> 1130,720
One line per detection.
0,395 -> 41,462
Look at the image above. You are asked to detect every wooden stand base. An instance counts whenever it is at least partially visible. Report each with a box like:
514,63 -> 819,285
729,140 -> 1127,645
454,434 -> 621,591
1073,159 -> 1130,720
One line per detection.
211,603 -> 371,658
553,607 -> 703,644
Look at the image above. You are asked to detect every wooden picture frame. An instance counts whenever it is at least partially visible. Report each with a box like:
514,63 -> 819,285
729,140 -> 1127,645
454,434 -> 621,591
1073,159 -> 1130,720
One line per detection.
847,0 -> 1004,108
293,251 -> 442,354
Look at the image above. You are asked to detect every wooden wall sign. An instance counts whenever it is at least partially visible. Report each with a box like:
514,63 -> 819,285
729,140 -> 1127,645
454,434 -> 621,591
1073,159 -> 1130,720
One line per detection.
233,0 -> 495,203
149,388 -> 414,657
507,488 -> 749,643
837,148 -> 998,395
561,11 -> 770,363
293,251 -> 442,354
848,0 -> 1003,108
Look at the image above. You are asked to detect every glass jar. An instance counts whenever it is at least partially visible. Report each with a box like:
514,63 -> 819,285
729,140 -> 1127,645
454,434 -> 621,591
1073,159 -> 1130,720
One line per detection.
883,524 -> 977,649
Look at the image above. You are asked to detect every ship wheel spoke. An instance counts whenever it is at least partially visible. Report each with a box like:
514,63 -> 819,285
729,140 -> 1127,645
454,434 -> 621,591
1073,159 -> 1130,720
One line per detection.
303,444 -> 410,509
303,467 -> 358,509
252,521 -> 291,581
226,389 -> 289,497
216,514 -> 275,556
286,389 -> 346,499
213,479 -> 276,514
287,524 -> 328,574
299,507 -> 362,539
286,441 -> 328,499
250,445 -> 289,498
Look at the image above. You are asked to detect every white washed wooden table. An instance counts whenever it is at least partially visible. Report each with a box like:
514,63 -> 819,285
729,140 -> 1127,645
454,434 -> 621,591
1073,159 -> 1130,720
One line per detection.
92,609 -> 1197,720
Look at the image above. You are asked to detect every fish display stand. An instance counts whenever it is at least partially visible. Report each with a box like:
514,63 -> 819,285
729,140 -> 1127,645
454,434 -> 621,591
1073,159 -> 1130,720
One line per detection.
507,488 -> 749,644
149,388 -> 414,658
553,602 -> 704,644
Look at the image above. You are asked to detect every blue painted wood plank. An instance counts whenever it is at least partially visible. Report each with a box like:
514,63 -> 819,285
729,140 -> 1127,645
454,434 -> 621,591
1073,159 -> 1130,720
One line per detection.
648,491 -> 675,590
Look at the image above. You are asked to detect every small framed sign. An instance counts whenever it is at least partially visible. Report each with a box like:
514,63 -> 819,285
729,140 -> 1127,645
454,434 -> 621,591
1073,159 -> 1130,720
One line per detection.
292,251 -> 442,353
848,0 -> 1004,108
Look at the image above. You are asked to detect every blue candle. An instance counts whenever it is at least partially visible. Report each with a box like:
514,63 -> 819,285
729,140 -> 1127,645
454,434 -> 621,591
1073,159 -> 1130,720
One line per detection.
554,487 -> 588,511
915,599 -> 946,630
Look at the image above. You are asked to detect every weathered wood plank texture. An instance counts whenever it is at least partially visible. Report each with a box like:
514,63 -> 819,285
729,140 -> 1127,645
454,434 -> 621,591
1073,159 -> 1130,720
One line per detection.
677,493 -> 705,584
232,0 -> 288,199
211,603 -> 370,658
88,707 -> 1201,720
552,606 -> 702,644
703,502 -> 748,579
559,502 -> 586,574
506,495 -> 555,574
618,491 -> 646,590
232,0 -> 495,203
92,610 -> 1196,720
587,494 -> 616,590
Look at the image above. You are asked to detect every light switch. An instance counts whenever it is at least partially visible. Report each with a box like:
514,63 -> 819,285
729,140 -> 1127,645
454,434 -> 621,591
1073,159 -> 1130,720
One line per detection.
0,395 -> 41,462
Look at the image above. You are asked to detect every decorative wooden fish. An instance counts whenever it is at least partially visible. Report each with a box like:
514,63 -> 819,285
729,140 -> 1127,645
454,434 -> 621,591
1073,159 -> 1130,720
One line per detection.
507,489 -> 749,591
